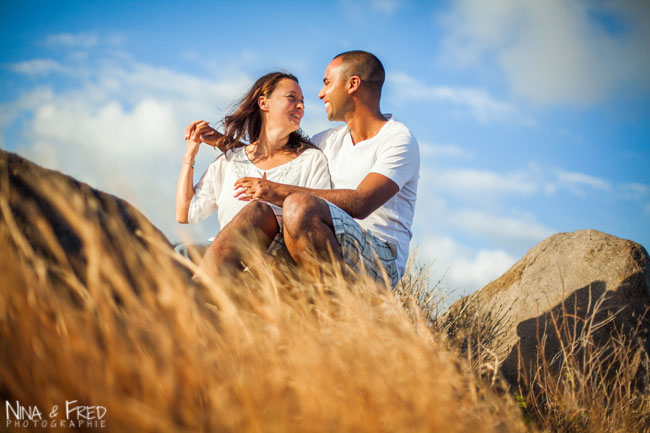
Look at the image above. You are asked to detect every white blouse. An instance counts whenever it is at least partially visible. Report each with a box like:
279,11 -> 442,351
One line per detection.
188,146 -> 331,228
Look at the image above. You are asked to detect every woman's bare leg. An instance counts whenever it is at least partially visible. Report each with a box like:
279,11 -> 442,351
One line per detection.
195,201 -> 279,281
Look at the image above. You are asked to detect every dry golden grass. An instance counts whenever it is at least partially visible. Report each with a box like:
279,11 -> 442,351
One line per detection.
433,279 -> 650,433
513,298 -> 650,433
0,175 -> 526,432
2,169 -> 649,433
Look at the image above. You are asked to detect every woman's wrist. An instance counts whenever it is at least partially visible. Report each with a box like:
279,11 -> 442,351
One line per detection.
182,152 -> 195,167
183,147 -> 198,166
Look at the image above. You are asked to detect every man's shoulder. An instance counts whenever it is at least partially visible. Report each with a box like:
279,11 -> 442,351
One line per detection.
377,117 -> 419,156
383,116 -> 417,142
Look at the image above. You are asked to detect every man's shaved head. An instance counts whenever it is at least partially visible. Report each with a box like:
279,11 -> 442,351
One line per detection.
333,50 -> 385,97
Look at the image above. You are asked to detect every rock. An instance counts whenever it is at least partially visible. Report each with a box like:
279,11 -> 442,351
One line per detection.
450,229 -> 650,387
0,149 -> 170,288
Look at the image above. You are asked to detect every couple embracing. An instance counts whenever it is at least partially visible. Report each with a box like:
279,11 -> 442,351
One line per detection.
176,50 -> 419,289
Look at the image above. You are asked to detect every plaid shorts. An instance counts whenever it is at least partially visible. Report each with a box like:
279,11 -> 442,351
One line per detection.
268,201 -> 399,288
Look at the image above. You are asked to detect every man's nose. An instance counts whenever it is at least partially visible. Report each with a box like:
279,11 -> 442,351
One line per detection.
317,87 -> 325,100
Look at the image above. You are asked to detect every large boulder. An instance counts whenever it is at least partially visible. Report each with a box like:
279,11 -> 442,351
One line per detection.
0,149 -> 171,287
451,230 -> 650,386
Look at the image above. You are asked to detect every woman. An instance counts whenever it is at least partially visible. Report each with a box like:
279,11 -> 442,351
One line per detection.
176,72 -> 331,276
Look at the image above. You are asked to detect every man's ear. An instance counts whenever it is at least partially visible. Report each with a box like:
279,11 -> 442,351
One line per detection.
258,95 -> 269,111
348,76 -> 361,94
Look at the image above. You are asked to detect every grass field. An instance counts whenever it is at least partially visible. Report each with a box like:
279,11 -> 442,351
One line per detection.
1,171 -> 648,432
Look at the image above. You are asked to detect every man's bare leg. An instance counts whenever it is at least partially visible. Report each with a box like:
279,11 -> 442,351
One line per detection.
282,192 -> 342,277
196,201 -> 279,281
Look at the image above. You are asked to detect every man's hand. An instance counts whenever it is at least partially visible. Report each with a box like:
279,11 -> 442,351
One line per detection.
234,173 -> 290,206
184,120 -> 221,147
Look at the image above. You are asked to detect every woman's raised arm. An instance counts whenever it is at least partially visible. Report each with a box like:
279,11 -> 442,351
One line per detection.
175,128 -> 203,223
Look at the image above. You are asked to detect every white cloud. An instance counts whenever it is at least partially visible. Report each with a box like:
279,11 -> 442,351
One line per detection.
10,59 -> 64,76
421,235 -> 516,294
431,167 -> 539,198
44,33 -> 99,48
620,182 -> 649,201
389,72 -> 531,124
5,52 -> 253,242
0,87 -> 54,128
439,0 -> 650,105
420,141 -> 473,159
552,169 -> 611,197
370,0 -> 401,14
340,0 -> 402,17
412,169 -> 550,292
450,210 -> 554,251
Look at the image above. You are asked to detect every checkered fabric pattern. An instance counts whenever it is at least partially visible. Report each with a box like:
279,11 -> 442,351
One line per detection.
265,203 -> 286,256
326,201 -> 399,288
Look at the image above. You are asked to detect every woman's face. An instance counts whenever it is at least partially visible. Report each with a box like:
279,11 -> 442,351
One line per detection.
261,78 -> 305,134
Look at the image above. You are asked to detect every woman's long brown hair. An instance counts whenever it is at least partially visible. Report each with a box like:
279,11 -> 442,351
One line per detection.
215,72 -> 313,154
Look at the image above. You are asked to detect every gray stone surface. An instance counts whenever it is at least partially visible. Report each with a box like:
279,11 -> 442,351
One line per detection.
457,229 -> 650,385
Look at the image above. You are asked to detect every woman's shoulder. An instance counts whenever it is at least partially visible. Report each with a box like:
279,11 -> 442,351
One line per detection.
201,147 -> 239,175
297,146 -> 328,162
219,145 -> 246,162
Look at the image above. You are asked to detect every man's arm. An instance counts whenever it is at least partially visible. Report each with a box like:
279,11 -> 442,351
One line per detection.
233,172 -> 399,219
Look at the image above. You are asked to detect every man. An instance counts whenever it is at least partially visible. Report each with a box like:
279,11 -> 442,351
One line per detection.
188,50 -> 419,287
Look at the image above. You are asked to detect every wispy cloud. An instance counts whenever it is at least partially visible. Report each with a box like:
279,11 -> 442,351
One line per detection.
450,210 -> 554,251
9,59 -> 64,76
44,33 -> 99,48
421,235 -> 516,294
620,182 -> 650,201
438,0 -> 650,105
389,72 -> 531,124
3,41 -> 255,241
549,169 -> 611,197
431,167 -> 539,198
419,142 -> 473,159
620,182 -> 650,218
370,0 -> 401,14
0,87 -> 54,127
340,0 -> 402,17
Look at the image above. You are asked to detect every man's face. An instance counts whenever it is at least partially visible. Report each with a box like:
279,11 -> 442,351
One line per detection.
318,58 -> 349,121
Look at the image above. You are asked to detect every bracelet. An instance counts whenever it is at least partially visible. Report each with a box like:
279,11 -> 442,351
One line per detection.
183,161 -> 195,168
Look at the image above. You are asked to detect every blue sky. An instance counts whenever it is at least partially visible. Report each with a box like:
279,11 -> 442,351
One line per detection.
1,0 -> 649,294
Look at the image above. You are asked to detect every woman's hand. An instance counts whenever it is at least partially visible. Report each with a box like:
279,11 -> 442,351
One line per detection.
234,173 -> 287,206
185,120 -> 221,147
183,120 -> 218,163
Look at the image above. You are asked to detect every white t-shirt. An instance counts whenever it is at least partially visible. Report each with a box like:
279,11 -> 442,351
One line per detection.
311,115 -> 420,278
188,146 -> 331,228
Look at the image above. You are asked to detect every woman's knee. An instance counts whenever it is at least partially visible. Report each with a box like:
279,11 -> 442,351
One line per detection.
224,201 -> 278,235
283,193 -> 325,232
